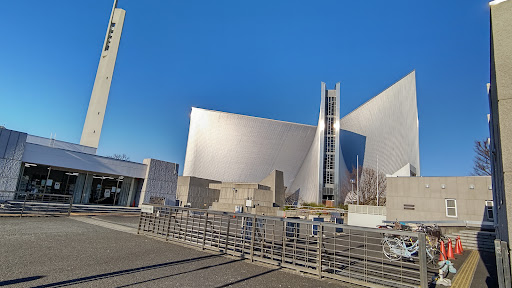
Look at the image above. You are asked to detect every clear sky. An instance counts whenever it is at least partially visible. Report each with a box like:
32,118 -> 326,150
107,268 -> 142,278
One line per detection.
0,0 -> 491,176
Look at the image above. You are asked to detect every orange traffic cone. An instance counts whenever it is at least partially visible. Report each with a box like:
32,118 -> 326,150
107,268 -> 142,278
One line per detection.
454,236 -> 462,255
439,240 -> 447,261
456,236 -> 464,253
446,238 -> 455,259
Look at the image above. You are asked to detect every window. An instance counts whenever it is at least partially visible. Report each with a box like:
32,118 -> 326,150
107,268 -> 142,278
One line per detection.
445,199 -> 457,217
485,200 -> 494,220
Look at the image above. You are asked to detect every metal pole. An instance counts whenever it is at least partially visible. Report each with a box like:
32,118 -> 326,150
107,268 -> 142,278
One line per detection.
225,216 -> 231,254
20,193 -> 28,217
377,156 -> 379,206
67,195 -> 73,216
202,212 -> 208,250
418,232 -> 427,288
43,166 -> 51,194
137,210 -> 143,234
356,155 -> 359,205
317,223 -> 323,278
250,216 -> 256,261
185,209 -> 190,241
166,208 -> 173,241
282,219 -> 286,265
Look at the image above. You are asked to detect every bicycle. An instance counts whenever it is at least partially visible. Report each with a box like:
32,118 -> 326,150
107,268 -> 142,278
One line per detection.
381,223 -> 446,269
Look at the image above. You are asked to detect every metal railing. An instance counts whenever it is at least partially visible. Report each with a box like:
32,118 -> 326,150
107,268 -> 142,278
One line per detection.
349,204 -> 387,216
137,205 -> 429,287
0,192 -> 73,217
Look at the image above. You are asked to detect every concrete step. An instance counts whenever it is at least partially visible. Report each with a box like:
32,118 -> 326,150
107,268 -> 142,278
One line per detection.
446,234 -> 495,241
444,232 -> 496,252
458,230 -> 496,237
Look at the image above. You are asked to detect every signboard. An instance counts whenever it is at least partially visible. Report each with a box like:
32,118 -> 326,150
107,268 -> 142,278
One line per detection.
54,182 -> 61,189
141,204 -> 154,214
104,189 -> 111,197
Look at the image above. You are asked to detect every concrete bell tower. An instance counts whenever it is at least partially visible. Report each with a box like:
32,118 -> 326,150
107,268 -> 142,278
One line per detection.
80,0 -> 125,148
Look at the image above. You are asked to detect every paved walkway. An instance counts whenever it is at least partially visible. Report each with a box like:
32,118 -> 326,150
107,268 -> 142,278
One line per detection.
0,216 -> 357,288
433,242 -> 497,288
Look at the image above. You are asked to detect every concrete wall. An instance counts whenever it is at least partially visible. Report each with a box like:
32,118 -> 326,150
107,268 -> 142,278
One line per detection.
258,170 -> 285,207
490,0 -> 512,245
386,176 -> 493,223
140,159 -> 178,206
0,129 -> 27,192
348,214 -> 386,228
177,176 -> 220,208
210,182 -> 279,215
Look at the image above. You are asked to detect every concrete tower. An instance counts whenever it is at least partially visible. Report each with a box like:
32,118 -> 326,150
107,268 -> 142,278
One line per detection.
80,0 -> 125,148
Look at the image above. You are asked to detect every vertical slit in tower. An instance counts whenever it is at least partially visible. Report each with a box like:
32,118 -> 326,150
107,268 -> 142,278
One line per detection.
322,90 -> 336,202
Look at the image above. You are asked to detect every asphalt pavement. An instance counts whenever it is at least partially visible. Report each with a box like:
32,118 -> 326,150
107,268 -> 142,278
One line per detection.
0,216 -> 358,288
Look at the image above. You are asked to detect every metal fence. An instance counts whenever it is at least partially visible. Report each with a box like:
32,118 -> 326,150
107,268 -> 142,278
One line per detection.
0,192 -> 73,217
137,205 -> 429,287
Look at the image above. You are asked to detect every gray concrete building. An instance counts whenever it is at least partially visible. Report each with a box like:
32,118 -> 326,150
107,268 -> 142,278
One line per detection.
0,127 -> 178,207
386,176 -> 493,226
177,176 -> 221,209
1,1 -> 180,208
489,0 -> 512,283
184,72 -> 420,206
177,170 -> 285,216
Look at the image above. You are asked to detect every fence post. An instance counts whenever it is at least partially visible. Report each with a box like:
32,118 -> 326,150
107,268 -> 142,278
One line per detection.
202,212 -> 208,250
137,211 -> 143,234
250,216 -> 256,262
225,215 -> 231,254
185,209 -> 190,241
418,232 -> 427,288
20,193 -> 28,218
317,223 -> 323,279
501,241 -> 512,288
281,219 -> 286,266
165,208 -> 172,241
67,196 -> 73,216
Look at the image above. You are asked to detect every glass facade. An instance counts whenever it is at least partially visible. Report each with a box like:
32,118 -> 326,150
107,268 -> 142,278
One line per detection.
19,164 -> 78,195
18,162 -> 140,206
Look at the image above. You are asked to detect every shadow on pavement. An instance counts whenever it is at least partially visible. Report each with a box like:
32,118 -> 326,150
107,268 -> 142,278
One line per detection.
115,258 -> 245,287
214,268 -> 280,288
33,254 -> 223,288
0,276 -> 45,286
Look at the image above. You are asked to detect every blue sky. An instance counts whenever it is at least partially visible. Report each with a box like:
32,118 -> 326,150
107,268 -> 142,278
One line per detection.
0,0 -> 491,176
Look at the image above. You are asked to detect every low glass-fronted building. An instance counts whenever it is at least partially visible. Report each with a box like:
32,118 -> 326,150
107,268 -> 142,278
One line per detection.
0,128 -> 177,206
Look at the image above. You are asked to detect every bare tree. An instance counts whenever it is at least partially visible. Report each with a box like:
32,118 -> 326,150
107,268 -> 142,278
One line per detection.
472,138 -> 491,176
341,166 -> 387,206
108,153 -> 130,161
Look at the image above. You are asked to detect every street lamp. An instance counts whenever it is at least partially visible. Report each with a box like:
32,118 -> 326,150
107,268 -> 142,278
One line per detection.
350,179 -> 355,204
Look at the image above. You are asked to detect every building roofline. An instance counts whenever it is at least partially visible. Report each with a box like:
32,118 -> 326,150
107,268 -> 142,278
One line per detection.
490,0 -> 510,6
340,70 -> 416,121
191,107 -> 317,128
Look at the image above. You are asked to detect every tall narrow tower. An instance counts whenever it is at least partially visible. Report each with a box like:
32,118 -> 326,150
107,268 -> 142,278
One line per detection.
80,0 -> 125,148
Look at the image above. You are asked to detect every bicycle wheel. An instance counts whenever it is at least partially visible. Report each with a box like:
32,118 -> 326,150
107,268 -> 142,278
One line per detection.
383,238 -> 402,261
426,246 -> 445,269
